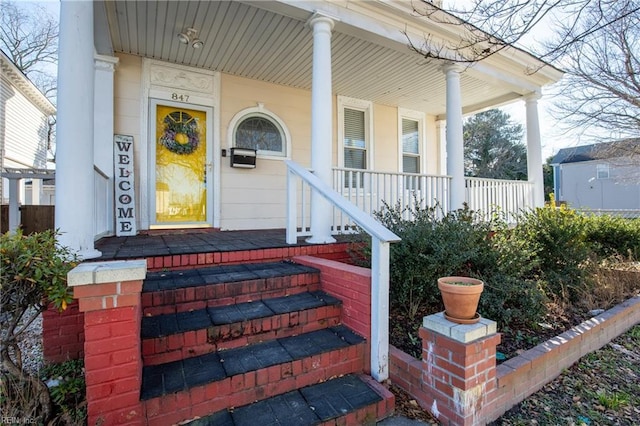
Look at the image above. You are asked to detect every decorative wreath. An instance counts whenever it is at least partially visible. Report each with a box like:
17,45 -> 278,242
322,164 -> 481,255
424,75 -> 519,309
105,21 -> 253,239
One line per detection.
159,111 -> 199,155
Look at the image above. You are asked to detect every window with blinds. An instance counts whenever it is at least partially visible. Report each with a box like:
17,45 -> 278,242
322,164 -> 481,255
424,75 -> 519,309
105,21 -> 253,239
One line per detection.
401,118 -> 420,174
343,108 -> 367,187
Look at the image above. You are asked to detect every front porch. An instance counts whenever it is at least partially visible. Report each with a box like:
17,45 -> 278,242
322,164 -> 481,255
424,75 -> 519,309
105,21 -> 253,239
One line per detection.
54,0 -> 562,258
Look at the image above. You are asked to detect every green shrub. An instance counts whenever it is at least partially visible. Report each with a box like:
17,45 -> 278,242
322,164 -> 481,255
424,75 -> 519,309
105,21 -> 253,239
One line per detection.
41,359 -> 87,424
366,200 -> 582,327
584,214 -> 640,259
509,206 -> 592,302
356,201 -> 635,329
0,229 -> 78,423
374,201 -> 501,320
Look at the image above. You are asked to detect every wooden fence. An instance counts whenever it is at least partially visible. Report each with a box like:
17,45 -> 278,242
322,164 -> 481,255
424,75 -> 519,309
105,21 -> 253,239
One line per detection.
0,205 -> 55,234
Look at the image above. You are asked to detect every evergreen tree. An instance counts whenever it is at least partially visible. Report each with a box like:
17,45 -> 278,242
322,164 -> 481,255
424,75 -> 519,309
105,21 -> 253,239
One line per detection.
463,109 -> 527,180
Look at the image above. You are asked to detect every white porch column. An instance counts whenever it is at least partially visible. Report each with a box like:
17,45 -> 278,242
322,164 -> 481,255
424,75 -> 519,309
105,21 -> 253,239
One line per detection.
56,0 -> 101,259
525,93 -> 544,207
306,13 -> 336,244
94,55 -> 119,236
443,64 -> 465,210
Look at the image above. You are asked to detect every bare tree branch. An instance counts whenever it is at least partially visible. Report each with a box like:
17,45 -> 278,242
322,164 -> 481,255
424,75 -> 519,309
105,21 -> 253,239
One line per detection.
0,1 -> 58,92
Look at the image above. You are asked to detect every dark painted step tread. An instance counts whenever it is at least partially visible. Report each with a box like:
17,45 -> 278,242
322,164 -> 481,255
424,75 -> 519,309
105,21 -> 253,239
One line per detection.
143,261 -> 319,292
141,291 -> 341,339
186,374 -> 383,426
140,325 -> 364,400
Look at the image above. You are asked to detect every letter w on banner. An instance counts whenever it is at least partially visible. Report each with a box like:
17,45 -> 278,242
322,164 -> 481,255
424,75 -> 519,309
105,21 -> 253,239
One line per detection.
114,134 -> 137,236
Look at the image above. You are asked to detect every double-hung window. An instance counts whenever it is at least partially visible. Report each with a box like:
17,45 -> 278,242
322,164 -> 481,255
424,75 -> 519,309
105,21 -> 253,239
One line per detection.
344,108 -> 367,171
401,118 -> 420,174
339,97 -> 372,188
398,109 -> 425,190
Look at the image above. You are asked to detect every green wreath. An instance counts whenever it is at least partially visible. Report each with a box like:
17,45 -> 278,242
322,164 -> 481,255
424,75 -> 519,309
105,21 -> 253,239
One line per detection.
159,111 -> 199,155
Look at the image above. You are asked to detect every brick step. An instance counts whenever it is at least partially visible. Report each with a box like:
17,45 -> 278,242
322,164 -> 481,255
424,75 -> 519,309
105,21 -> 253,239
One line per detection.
141,326 -> 367,425
144,241 -> 353,271
141,291 -> 343,365
185,374 -> 395,426
141,261 -> 321,315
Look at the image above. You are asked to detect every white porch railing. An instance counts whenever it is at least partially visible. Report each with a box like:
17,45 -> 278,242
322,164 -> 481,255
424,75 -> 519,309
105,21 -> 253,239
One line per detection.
94,166 -> 111,238
330,168 -> 535,222
332,167 -> 451,222
575,208 -> 640,219
465,177 -> 534,221
286,160 -> 401,382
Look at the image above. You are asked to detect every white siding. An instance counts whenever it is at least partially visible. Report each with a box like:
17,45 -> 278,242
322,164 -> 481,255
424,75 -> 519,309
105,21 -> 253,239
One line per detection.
559,160 -> 640,210
113,57 -> 445,231
1,75 -> 49,169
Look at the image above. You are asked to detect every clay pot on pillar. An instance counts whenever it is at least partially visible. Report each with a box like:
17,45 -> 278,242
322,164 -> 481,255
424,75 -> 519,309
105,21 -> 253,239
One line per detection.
437,276 -> 484,324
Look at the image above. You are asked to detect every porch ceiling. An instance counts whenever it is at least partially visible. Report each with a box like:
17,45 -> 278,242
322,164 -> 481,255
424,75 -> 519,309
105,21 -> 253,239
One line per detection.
98,0 -> 532,117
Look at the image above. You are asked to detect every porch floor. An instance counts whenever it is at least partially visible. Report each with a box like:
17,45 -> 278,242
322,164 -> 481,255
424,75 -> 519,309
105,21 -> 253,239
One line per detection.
94,228 -> 352,261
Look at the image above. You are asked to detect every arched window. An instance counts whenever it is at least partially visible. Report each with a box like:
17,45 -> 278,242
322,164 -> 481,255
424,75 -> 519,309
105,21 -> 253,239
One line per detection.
229,105 -> 290,158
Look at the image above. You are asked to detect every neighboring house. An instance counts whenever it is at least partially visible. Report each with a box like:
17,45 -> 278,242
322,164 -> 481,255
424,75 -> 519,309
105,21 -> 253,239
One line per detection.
551,139 -> 640,211
0,49 -> 56,206
55,1 -> 563,257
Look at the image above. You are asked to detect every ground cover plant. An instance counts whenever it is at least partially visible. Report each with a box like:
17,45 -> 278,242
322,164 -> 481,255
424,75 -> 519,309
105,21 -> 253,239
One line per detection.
0,230 -> 80,424
351,201 -> 640,359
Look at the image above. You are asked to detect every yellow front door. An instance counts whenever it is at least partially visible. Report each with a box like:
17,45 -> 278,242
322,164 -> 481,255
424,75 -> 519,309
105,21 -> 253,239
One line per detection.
154,104 -> 208,225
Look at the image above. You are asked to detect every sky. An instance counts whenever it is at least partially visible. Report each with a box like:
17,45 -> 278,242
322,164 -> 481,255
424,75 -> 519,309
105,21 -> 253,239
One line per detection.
26,0 -> 585,160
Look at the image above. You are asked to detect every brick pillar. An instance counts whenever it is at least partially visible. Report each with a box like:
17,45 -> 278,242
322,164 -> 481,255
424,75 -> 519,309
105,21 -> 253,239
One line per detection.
69,260 -> 147,426
42,300 -> 84,363
419,313 -> 501,426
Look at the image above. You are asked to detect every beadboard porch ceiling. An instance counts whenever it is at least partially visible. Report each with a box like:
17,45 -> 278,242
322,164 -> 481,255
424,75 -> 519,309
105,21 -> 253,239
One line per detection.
95,0 -> 547,118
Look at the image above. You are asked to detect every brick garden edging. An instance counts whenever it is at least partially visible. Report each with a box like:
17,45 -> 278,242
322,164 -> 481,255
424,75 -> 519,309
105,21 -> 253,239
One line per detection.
389,296 -> 640,425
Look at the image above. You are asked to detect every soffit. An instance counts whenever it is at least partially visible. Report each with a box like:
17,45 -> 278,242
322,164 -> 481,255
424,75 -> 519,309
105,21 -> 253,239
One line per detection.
100,0 -> 531,116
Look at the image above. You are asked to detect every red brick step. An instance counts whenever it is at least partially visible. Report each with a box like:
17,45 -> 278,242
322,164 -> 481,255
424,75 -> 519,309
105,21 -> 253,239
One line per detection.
141,291 -> 343,365
141,326 -> 367,425
141,261 -> 321,316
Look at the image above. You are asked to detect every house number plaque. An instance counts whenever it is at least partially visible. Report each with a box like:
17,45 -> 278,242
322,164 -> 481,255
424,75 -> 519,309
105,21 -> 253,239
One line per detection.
114,134 -> 137,236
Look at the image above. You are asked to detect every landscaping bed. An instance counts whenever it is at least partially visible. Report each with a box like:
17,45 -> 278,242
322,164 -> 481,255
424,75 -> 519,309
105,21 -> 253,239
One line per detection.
365,203 -> 640,423
389,324 -> 640,425
389,261 -> 640,362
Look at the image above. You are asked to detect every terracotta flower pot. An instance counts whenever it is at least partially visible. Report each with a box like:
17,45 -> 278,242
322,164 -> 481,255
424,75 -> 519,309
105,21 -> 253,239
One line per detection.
437,276 -> 484,324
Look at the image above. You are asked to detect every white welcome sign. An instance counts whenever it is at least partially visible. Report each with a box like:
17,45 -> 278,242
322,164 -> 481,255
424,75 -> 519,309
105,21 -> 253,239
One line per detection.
114,134 -> 137,236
